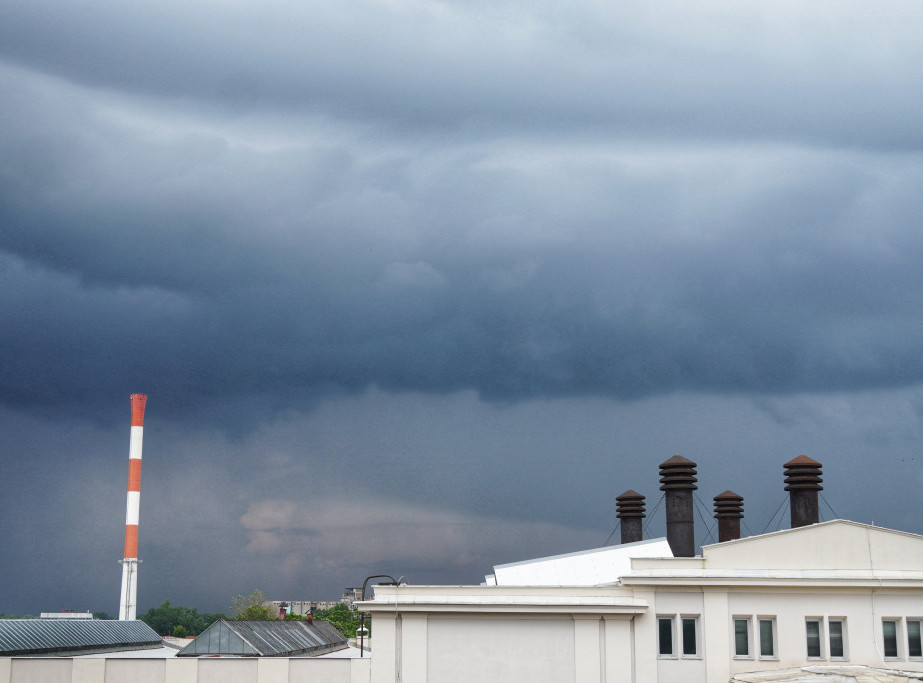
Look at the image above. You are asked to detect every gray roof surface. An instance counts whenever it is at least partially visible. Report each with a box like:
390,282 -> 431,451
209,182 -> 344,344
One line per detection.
177,619 -> 348,657
0,619 -> 162,656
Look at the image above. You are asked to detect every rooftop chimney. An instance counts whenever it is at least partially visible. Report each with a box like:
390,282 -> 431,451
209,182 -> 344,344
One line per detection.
784,455 -> 822,528
659,455 -> 697,557
713,490 -> 744,542
616,490 -> 645,544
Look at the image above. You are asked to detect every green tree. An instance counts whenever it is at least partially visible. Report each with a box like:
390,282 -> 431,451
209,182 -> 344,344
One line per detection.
138,600 -> 217,636
231,590 -> 278,621
172,625 -> 187,638
313,603 -> 369,639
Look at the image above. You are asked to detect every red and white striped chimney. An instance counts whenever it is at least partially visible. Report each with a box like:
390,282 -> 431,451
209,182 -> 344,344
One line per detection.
118,394 -> 147,620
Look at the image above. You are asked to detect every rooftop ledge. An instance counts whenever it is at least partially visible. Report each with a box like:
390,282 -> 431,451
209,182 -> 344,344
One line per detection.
620,568 -> 923,587
359,585 -> 648,615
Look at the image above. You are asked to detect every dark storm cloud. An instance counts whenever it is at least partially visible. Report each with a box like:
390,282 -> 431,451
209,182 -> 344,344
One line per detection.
3,69 -> 923,425
3,0 -> 923,616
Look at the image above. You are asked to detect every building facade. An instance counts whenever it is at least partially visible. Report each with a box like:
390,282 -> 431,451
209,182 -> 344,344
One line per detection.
363,521 -> 923,683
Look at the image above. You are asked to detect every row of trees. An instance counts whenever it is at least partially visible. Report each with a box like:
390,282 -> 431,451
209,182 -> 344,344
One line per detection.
138,600 -> 227,637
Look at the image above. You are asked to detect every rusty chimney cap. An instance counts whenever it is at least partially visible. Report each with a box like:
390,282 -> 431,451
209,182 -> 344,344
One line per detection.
784,454 -> 821,467
659,455 -> 698,491
616,490 -> 646,519
713,490 -> 744,519
616,489 -> 644,501
660,454 -> 696,468
784,455 -> 823,491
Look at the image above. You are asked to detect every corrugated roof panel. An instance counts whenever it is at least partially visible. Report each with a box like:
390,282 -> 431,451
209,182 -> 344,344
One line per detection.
0,620 -> 162,656
176,619 -> 347,657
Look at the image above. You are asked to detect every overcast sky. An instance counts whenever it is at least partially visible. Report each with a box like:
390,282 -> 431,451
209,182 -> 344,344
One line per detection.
2,0 -> 923,617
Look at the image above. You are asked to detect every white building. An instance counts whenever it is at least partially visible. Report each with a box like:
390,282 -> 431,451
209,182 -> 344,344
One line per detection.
363,520 -> 923,683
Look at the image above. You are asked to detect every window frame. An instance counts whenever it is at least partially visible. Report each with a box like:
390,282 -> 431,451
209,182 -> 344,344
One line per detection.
882,618 -> 900,660
806,618 -> 824,659
733,617 -> 751,659
827,618 -> 846,660
657,615 -> 676,658
757,617 -> 777,660
680,615 -> 700,659
908,619 -> 923,660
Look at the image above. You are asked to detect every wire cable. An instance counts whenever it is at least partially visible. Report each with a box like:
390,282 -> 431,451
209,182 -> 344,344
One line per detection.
643,494 -> 665,537
760,495 -> 788,535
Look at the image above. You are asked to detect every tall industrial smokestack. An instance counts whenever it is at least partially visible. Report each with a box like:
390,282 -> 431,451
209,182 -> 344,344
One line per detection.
713,490 -> 744,542
118,394 -> 147,620
616,490 -> 645,544
784,455 -> 822,528
660,455 -> 697,557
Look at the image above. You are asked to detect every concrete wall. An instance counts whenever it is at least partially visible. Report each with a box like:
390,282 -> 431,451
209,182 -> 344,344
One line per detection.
0,657 -> 371,683
369,612 -> 637,683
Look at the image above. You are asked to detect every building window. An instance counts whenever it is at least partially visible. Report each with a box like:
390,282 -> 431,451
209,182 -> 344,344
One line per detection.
658,617 -> 674,656
828,619 -> 845,659
806,619 -> 823,658
883,620 -> 899,659
682,617 -> 698,656
758,618 -> 776,658
908,620 -> 922,659
734,618 -> 750,657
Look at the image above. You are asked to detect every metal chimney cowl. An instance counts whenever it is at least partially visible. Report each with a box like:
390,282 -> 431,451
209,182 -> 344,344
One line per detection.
615,490 -> 646,545
659,455 -> 697,558
784,455 -> 823,528
713,490 -> 744,542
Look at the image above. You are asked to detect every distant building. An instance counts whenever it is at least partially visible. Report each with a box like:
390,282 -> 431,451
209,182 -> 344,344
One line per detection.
267,589 -> 362,618
268,600 -> 339,618
339,588 -> 363,609
40,611 -> 93,620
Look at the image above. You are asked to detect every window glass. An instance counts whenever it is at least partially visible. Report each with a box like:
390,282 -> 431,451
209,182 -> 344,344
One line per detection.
682,617 -> 697,656
806,620 -> 822,658
759,619 -> 775,657
883,620 -> 898,658
908,620 -> 922,658
734,619 -> 750,656
658,617 -> 673,656
829,620 -> 844,658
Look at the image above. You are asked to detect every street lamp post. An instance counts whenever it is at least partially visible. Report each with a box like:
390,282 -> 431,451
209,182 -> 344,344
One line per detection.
359,574 -> 401,657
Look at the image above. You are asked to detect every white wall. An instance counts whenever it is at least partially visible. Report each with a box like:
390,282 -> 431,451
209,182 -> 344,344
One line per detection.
368,611 -> 639,683
0,657 -> 371,683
